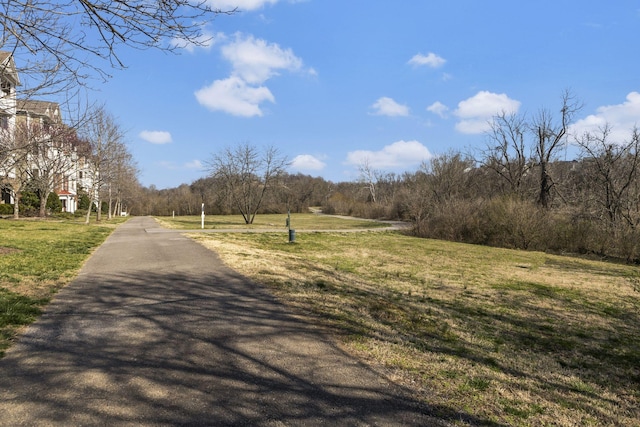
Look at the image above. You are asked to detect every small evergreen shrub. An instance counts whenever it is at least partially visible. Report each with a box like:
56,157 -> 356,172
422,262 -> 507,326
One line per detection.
46,192 -> 62,213
0,204 -> 13,215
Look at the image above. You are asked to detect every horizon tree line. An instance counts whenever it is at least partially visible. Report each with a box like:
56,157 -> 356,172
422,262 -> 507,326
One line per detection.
130,91 -> 640,262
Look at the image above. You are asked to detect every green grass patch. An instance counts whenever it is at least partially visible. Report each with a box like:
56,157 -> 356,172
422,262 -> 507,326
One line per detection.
0,289 -> 45,356
0,217 -> 121,357
190,230 -> 640,426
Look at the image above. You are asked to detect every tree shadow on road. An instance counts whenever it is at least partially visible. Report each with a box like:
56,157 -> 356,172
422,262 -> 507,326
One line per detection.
0,265 -> 503,426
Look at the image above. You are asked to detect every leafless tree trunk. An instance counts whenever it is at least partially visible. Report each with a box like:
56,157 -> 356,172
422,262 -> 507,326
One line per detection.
577,125 -> 640,228
1,121 -> 42,218
80,105 -> 126,224
482,111 -> 531,197
531,90 -> 582,208
0,127 -> 21,217
206,143 -> 289,224
104,136 -> 135,219
25,124 -> 80,217
358,158 -> 379,204
425,151 -> 475,204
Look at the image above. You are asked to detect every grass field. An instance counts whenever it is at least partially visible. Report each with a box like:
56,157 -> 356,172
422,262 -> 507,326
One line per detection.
0,217 -> 123,357
164,214 -> 640,426
2,213 -> 639,425
155,213 -> 390,231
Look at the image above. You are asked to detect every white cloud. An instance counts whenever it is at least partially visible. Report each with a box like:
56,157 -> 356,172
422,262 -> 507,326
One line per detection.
222,33 -> 306,84
206,0 -> 309,11
139,130 -> 173,144
571,92 -> 640,142
454,91 -> 521,134
205,0 -> 279,11
196,33 -> 311,117
169,29 -> 224,53
290,154 -> 326,171
370,97 -> 410,117
346,140 -> 433,169
408,52 -> 446,68
195,76 -> 275,117
185,160 -> 204,170
427,101 -> 449,118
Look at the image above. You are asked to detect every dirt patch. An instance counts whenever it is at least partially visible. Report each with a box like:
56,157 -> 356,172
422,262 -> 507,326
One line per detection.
0,247 -> 20,256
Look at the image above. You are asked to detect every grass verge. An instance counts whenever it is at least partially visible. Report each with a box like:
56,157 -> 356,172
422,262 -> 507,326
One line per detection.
188,229 -> 640,426
0,217 -> 123,357
155,213 -> 391,230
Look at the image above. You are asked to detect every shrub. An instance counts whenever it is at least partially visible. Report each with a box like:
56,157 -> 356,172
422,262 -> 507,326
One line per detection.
0,204 -> 13,215
78,193 -> 91,210
46,192 -> 62,213
19,191 -> 40,216
482,197 -> 547,250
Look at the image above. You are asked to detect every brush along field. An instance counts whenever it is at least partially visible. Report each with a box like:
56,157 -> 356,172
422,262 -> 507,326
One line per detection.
188,228 -> 640,426
0,218 -> 122,357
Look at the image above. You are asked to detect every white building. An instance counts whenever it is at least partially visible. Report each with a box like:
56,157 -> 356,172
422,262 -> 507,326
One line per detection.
0,51 -> 94,214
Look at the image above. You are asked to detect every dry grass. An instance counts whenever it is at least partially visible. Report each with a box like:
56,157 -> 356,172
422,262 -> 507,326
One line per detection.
189,230 -> 640,426
155,213 -> 390,230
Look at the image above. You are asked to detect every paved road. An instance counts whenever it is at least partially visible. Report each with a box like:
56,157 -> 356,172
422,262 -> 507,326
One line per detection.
0,217 -> 442,426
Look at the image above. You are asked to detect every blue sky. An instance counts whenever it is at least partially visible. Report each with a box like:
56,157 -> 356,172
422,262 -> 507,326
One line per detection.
90,0 -> 640,189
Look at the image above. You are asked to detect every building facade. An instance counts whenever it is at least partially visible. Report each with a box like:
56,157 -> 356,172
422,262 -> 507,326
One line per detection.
1,51 -> 94,214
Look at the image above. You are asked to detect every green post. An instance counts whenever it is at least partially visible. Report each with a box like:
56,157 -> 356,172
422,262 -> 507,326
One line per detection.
287,210 -> 295,243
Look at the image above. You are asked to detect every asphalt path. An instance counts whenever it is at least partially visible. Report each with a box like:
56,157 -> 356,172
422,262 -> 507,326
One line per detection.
0,216 -> 442,426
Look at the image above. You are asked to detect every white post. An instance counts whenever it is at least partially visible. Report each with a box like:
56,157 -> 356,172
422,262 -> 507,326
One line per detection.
201,203 -> 205,229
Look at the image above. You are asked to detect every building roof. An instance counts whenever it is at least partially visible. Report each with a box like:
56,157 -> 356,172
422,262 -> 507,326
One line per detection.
16,99 -> 61,123
0,51 -> 20,86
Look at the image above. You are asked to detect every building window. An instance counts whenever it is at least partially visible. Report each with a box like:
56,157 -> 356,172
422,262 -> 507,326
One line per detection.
1,80 -> 11,96
0,115 -> 8,129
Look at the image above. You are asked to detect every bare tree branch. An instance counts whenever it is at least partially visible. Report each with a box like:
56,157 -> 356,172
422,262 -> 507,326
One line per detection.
531,89 -> 583,208
206,143 -> 289,224
1,0 -> 235,96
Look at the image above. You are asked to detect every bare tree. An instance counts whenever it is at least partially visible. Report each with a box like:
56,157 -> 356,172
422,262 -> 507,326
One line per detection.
80,105 -> 126,223
531,90 -> 582,208
0,120 -> 31,218
27,123 -> 80,217
425,151 -> 475,204
206,143 -> 289,224
357,158 -> 380,204
403,169 -> 431,237
482,111 -> 531,197
577,125 -> 640,228
102,141 -> 138,219
403,151 -> 476,238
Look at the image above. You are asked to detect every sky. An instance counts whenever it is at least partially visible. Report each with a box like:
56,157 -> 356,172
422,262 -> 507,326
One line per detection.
87,0 -> 640,189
